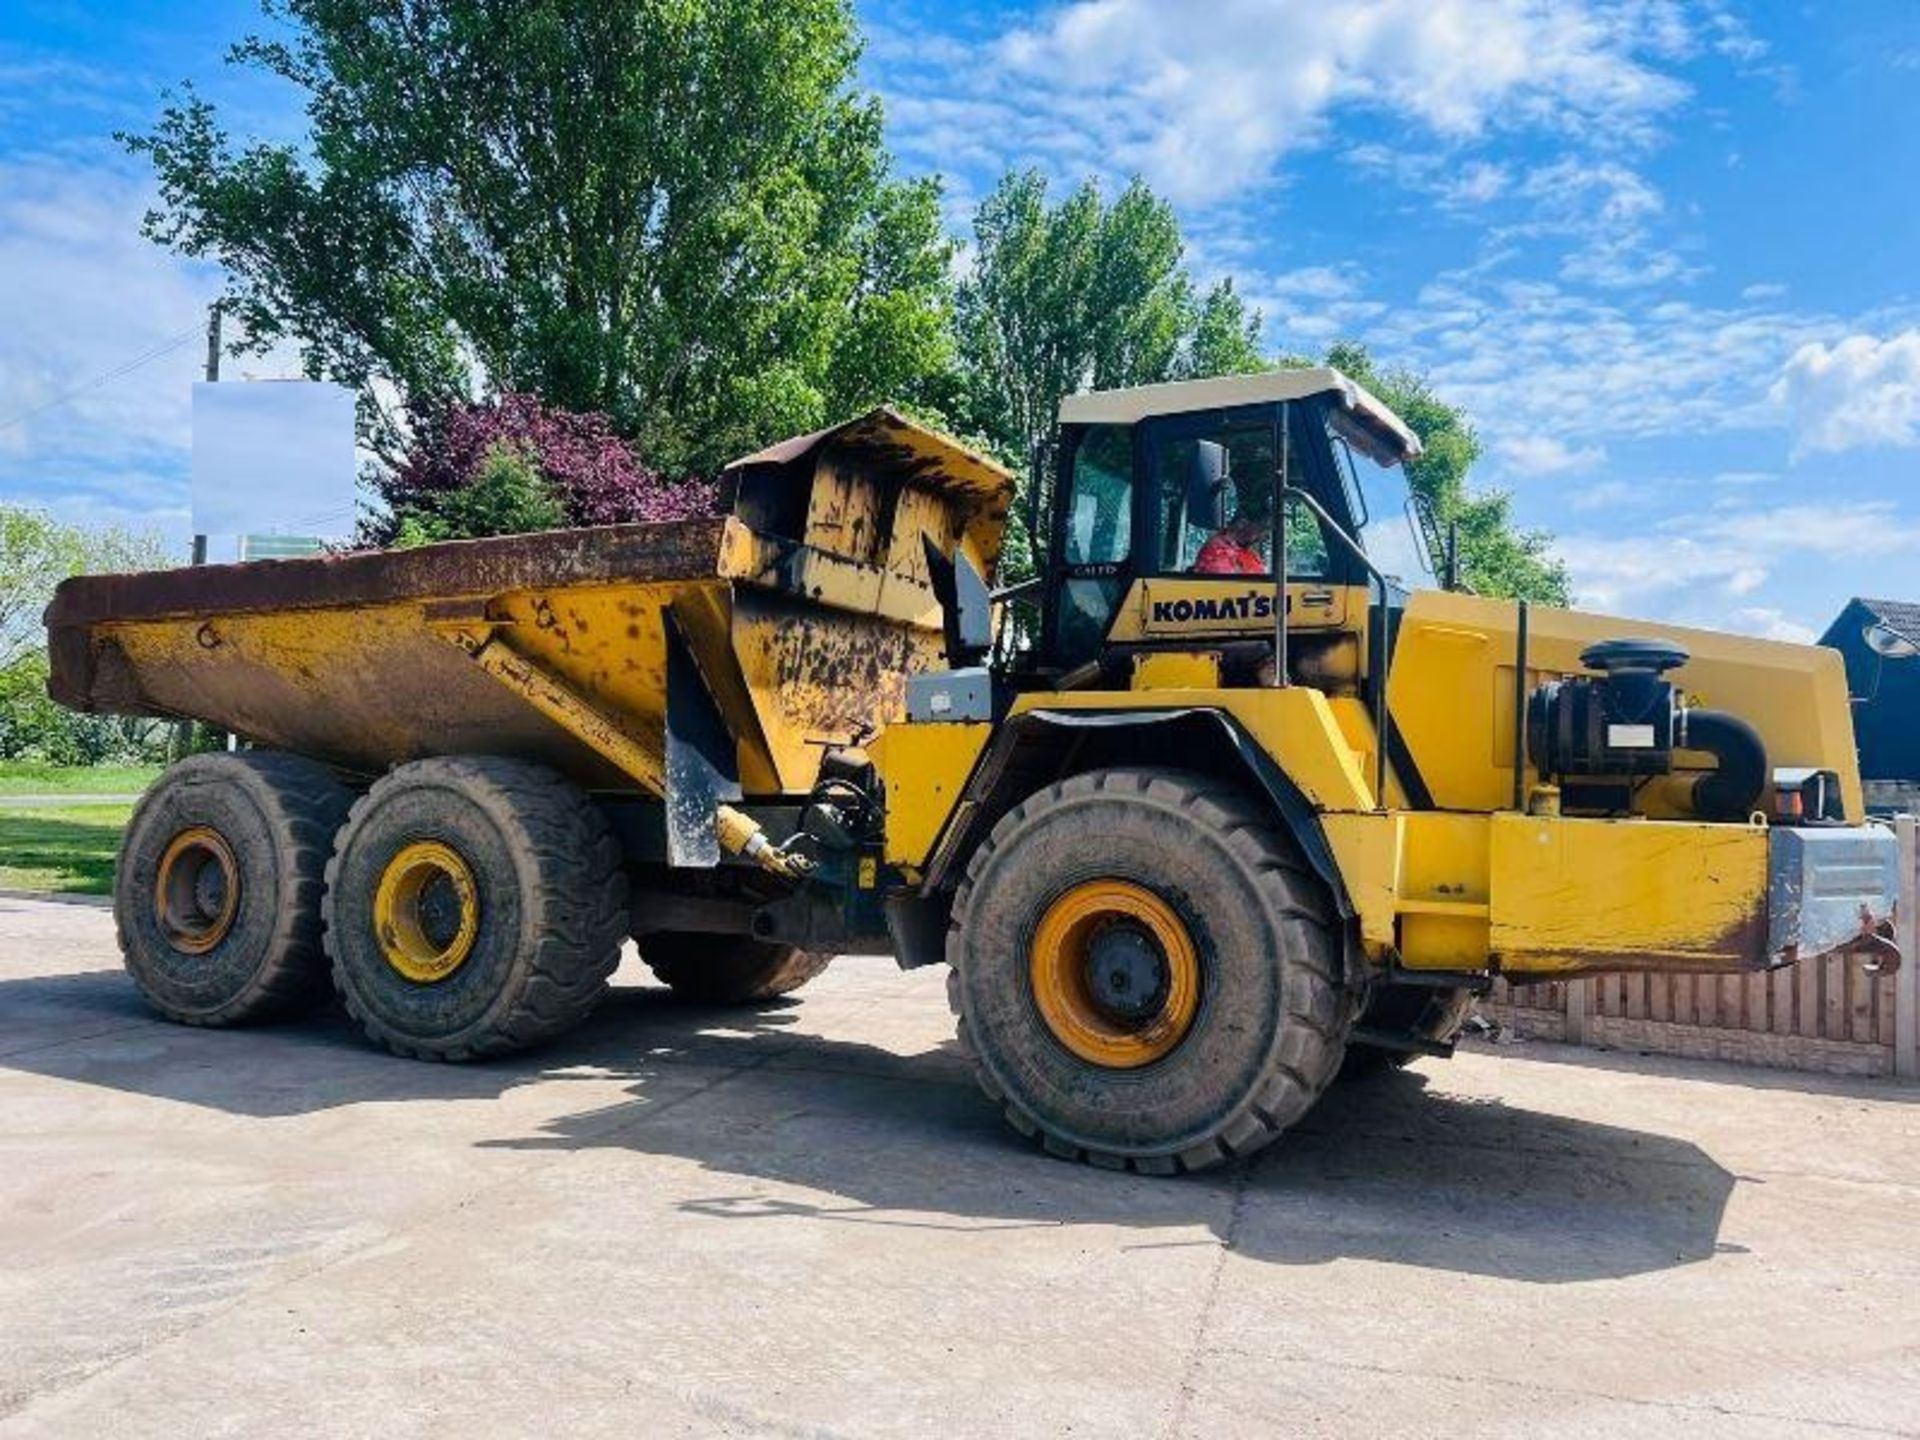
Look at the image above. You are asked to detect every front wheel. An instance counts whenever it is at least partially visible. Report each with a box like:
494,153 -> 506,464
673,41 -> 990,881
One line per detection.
946,768 -> 1350,1174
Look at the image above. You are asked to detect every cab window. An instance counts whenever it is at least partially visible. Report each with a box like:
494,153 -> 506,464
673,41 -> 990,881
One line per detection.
1063,425 -> 1133,565
1154,424 -> 1332,578
1051,424 -> 1135,665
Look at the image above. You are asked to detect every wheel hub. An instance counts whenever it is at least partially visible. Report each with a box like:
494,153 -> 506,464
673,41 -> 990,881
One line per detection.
1029,880 -> 1201,1069
1083,922 -> 1170,1023
374,841 -> 480,984
153,826 -> 241,955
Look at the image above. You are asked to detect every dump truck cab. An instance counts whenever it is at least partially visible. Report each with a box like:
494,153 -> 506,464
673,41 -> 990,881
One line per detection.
47,369 -> 1903,1176
1034,368 -> 1412,682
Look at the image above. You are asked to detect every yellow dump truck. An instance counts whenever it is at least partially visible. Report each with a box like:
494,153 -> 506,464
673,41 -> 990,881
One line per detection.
47,370 -> 1901,1172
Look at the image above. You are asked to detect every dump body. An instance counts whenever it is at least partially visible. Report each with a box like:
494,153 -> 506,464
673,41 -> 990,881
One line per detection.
47,408 -> 1011,804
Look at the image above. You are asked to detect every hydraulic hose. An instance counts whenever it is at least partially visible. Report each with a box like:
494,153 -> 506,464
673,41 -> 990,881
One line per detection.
1677,708 -> 1767,821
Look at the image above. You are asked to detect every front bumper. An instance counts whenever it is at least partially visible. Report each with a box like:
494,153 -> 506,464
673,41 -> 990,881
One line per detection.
1768,826 -> 1902,971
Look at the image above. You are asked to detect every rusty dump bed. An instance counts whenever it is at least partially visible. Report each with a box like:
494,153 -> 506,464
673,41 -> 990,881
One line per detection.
47,408 -> 1012,799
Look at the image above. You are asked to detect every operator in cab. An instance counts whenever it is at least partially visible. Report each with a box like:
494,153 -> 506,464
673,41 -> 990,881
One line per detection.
1192,471 -> 1272,576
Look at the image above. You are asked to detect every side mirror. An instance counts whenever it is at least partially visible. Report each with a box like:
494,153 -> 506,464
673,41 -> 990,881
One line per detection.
922,534 -> 993,667
1187,440 -> 1232,530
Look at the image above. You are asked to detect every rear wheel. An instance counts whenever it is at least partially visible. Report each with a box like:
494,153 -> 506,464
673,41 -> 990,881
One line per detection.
323,757 -> 627,1061
114,752 -> 353,1026
947,768 -> 1349,1174
640,932 -> 831,1004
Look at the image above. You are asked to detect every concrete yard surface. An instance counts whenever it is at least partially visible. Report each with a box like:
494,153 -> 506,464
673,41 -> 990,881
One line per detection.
2,893 -> 1918,1438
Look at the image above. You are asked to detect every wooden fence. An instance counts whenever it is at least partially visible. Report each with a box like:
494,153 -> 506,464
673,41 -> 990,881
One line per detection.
1482,817 -> 1920,1079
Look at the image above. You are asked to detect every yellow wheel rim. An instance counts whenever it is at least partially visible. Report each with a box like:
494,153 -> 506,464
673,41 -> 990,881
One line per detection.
1029,879 -> 1201,1069
373,841 -> 480,983
154,825 -> 240,955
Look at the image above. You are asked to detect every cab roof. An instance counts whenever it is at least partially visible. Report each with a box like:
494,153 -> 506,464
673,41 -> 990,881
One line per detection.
1056,367 -> 1423,467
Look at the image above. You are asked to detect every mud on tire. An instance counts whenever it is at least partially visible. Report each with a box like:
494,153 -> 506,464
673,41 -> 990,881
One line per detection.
115,752 -> 354,1026
323,756 -> 628,1061
639,933 -> 831,1004
946,767 -> 1350,1174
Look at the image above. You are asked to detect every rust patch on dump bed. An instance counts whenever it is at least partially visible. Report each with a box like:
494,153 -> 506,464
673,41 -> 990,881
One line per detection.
45,519 -> 732,628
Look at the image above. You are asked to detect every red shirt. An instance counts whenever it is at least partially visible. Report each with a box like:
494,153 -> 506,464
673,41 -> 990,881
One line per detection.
1194,532 -> 1265,575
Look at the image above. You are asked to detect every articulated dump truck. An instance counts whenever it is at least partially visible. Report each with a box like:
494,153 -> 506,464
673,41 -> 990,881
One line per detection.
47,370 -> 1902,1173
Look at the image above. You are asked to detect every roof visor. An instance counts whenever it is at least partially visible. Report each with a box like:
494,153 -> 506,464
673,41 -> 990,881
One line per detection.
1057,367 -> 1423,466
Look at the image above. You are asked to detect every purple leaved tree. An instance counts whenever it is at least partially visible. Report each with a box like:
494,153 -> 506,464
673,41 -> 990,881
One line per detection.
373,393 -> 718,543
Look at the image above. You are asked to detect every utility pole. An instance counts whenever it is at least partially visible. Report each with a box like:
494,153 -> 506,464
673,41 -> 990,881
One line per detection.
172,303 -> 221,761
193,303 -> 217,568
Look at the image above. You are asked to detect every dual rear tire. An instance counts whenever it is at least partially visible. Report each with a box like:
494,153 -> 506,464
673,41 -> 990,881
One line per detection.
115,753 -> 629,1059
115,753 -> 352,1026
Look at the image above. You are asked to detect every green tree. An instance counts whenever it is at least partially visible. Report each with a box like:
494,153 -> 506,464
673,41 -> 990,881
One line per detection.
390,443 -> 566,547
127,0 -> 957,475
960,172 -> 1285,576
1322,342 -> 1570,604
2,509 -> 166,670
957,171 -> 1195,470
0,508 -> 173,764
1182,278 -> 1269,380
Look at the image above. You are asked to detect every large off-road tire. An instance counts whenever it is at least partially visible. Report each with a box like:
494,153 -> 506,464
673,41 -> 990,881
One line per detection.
1341,983 -> 1477,1080
114,752 -> 353,1026
322,757 -> 627,1061
639,933 -> 831,1004
947,767 -> 1349,1174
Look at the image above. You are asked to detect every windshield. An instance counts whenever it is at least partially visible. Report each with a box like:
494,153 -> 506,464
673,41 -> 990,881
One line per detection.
1328,427 -> 1436,592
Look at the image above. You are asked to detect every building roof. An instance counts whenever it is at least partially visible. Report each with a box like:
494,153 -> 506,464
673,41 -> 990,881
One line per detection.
1055,366 -> 1423,467
1820,597 -> 1920,648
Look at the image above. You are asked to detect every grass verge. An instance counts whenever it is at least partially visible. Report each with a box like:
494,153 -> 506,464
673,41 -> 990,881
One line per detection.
0,802 -> 132,895
0,762 -> 160,797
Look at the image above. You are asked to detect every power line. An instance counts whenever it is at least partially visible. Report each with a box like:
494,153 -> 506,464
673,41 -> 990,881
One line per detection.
0,324 -> 205,434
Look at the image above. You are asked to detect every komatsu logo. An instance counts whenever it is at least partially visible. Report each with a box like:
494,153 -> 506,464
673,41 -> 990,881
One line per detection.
1149,590 -> 1276,626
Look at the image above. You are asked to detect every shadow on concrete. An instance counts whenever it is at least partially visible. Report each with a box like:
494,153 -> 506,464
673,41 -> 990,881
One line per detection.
0,967 -> 1735,1284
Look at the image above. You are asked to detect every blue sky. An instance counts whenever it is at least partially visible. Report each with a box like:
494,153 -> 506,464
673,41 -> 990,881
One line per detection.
3,1 -> 1919,638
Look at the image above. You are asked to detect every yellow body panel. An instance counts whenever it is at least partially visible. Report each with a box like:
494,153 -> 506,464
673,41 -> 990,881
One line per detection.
1488,815 -> 1768,975
1130,651 -> 1222,689
1007,686 -> 1376,811
870,721 -> 993,867
1321,809 -> 1770,976
1390,590 -> 1866,822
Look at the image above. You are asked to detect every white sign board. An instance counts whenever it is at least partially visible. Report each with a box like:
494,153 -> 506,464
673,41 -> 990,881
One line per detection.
191,382 -> 356,541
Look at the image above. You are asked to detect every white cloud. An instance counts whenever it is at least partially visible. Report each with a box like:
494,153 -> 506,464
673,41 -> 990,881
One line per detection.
1497,434 -> 1606,476
1771,330 -> 1920,457
0,158 -> 218,524
878,0 -> 1697,207
1369,272 -> 1915,457
1556,499 -> 1920,629
1724,607 -> 1817,644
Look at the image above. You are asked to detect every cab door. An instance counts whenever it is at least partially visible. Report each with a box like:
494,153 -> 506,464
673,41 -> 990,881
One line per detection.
1040,422 -> 1140,670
